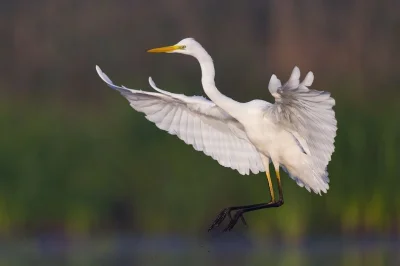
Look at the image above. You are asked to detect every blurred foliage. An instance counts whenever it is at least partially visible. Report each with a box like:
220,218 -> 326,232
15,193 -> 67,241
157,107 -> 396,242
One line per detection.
0,91 -> 399,239
1,0 -> 400,241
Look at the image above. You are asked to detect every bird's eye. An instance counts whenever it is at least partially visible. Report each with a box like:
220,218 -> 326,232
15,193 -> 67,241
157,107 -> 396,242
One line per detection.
181,45 -> 186,49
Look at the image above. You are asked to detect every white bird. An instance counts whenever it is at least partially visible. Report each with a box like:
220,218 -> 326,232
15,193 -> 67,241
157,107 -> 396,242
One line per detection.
96,38 -> 337,231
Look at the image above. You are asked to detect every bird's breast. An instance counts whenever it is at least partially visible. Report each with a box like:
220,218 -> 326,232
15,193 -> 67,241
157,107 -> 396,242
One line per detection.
242,117 -> 282,158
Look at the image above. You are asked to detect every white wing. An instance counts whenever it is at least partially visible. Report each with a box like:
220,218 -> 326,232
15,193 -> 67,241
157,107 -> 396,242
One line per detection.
96,66 -> 264,175
267,67 -> 337,189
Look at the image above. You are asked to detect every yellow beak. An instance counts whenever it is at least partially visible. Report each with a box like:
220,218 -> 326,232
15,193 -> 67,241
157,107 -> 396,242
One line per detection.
147,45 -> 182,53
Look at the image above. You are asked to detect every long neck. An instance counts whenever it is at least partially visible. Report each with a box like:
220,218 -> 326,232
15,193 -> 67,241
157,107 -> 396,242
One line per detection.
195,50 -> 243,118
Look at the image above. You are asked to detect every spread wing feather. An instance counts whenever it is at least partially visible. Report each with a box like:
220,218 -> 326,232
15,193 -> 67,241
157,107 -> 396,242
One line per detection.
96,66 -> 264,175
267,67 -> 337,192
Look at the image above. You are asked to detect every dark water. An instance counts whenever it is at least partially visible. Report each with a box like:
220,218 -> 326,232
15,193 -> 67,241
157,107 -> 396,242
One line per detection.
1,235 -> 399,266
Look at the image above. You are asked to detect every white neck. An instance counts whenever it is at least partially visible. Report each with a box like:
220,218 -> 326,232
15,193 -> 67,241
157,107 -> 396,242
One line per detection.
194,50 -> 243,119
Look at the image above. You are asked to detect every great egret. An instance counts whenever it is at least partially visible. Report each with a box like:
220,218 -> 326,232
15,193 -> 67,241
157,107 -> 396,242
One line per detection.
96,38 -> 337,231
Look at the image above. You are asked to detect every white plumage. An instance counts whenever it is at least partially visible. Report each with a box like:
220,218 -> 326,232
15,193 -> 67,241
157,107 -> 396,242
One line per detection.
96,66 -> 264,175
96,38 -> 337,196
265,67 -> 336,193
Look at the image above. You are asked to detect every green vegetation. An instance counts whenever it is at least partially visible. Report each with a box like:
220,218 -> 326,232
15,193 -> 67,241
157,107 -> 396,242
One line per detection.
1,92 -> 399,240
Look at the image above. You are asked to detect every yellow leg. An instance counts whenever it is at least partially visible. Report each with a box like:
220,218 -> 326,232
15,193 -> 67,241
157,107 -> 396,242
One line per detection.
266,170 -> 275,202
275,168 -> 284,202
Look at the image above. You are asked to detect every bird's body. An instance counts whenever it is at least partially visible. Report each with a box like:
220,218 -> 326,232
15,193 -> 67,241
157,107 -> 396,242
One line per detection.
244,113 -> 304,173
96,37 -> 337,231
229,99 -> 329,194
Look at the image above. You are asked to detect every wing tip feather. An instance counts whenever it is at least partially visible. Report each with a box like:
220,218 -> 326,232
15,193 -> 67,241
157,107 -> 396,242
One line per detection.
148,76 -> 156,89
96,65 -> 113,85
301,71 -> 314,87
268,74 -> 282,93
291,66 -> 301,80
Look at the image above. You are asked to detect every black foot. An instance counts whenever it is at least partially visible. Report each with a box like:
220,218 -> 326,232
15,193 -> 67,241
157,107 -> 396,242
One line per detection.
207,200 -> 285,232
223,210 -> 245,232
208,207 -> 247,232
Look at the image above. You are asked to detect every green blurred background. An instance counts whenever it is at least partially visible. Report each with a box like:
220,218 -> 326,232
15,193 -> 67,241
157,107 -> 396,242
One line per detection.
1,0 -> 400,265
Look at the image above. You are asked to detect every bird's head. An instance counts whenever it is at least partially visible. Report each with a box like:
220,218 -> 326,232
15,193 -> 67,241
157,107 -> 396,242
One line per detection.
147,38 -> 204,57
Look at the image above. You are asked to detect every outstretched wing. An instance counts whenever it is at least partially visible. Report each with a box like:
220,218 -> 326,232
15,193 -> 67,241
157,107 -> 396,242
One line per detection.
96,66 -> 264,175
267,67 -> 337,187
